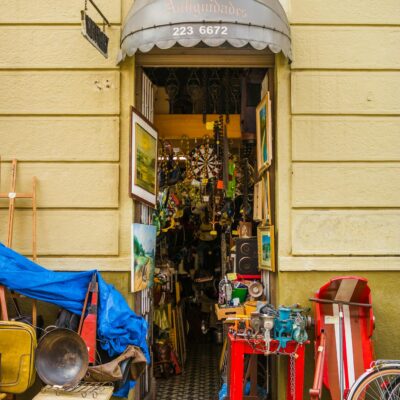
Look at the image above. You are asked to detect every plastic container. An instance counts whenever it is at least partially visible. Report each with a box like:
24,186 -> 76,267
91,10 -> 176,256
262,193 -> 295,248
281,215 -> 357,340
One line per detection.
232,288 -> 248,304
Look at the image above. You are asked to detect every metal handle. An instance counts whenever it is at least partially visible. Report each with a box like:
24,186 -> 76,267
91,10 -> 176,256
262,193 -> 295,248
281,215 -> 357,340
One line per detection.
309,298 -> 372,308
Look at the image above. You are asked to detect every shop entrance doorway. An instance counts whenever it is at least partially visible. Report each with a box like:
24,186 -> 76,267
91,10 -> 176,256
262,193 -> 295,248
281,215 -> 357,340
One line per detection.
134,50 -> 276,400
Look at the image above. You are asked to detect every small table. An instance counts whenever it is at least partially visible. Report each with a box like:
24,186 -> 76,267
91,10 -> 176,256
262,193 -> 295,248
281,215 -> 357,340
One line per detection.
227,334 -> 307,400
33,385 -> 114,400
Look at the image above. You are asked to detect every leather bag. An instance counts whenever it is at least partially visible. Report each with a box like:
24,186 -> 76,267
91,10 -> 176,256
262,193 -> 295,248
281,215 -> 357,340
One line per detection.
85,345 -> 146,383
0,321 -> 37,394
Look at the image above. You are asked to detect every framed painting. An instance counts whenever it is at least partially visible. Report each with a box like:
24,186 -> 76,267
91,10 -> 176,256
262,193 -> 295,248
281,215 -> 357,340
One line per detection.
131,223 -> 157,292
130,106 -> 158,207
257,225 -> 275,272
265,172 -> 272,225
256,92 -> 272,174
253,180 -> 265,222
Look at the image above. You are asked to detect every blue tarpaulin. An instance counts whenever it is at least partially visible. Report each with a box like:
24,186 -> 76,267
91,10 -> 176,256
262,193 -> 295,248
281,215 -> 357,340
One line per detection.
0,243 -> 149,397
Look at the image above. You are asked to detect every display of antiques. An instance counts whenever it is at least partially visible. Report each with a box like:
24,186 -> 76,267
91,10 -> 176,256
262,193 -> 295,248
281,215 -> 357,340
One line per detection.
0,158 -> 149,398
226,304 -> 311,348
0,244 -> 149,399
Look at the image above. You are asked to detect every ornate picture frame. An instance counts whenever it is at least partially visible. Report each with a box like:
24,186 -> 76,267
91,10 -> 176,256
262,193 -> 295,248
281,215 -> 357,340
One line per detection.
129,106 -> 158,207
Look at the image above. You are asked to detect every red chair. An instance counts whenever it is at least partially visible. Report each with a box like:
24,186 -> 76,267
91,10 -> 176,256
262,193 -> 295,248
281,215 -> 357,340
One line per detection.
310,276 -> 375,400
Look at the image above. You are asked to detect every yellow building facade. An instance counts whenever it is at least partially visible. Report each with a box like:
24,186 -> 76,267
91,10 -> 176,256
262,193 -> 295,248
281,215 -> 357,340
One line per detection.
1,0 -> 400,398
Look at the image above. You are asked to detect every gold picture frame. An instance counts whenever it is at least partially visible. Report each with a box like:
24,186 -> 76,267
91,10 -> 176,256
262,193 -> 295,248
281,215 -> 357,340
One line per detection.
129,106 -> 158,207
257,225 -> 275,272
256,92 -> 272,174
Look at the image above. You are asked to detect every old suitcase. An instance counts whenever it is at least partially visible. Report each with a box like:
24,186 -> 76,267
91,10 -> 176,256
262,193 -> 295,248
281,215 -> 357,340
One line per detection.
0,321 -> 37,394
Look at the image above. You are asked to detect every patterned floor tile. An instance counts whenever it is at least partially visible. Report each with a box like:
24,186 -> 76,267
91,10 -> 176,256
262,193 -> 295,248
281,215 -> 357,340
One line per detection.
156,340 -> 222,400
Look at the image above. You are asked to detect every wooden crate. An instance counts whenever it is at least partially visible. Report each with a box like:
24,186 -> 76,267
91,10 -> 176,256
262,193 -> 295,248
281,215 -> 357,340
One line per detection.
215,304 -> 245,320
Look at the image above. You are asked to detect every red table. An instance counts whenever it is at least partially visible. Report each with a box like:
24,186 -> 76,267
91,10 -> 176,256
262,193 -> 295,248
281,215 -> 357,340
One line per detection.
227,333 -> 308,400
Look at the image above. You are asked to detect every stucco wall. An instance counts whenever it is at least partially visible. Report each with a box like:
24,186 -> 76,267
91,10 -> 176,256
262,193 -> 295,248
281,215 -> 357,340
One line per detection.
275,1 -> 400,398
2,0 -> 400,399
0,0 -> 134,272
276,0 -> 400,272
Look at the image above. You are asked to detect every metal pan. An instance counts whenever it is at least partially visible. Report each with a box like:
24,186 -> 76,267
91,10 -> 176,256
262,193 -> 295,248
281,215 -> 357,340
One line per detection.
35,328 -> 89,387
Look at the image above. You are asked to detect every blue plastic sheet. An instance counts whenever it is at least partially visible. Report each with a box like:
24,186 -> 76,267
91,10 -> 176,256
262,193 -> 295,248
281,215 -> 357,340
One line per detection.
219,382 -> 267,399
0,243 -> 149,397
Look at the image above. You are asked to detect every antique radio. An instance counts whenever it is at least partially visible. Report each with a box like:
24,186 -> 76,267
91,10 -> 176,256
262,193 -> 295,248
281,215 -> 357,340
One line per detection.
235,237 -> 258,275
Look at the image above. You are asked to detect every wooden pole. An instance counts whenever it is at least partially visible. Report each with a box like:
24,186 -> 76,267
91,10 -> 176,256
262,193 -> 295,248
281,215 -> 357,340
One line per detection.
32,177 -> 37,262
1,159 -> 39,325
7,160 -> 17,249
31,177 -> 38,327
0,157 -> 9,321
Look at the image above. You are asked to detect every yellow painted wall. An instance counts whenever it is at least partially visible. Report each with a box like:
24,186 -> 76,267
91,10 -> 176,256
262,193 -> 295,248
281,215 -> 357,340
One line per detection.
277,0 -> 400,272
275,1 -> 400,398
0,3 -> 136,398
0,0 -> 134,273
2,0 -> 400,399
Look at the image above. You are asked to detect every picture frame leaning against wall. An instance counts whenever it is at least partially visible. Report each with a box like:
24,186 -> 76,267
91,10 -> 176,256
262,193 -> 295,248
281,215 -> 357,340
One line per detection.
129,106 -> 159,208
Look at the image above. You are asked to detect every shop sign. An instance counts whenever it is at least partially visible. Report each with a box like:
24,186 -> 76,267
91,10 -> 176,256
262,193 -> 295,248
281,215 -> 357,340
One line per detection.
81,10 -> 109,58
164,0 -> 250,41
166,0 -> 248,18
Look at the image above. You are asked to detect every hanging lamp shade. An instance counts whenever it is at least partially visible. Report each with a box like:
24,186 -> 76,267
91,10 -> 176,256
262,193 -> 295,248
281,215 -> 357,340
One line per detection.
118,0 -> 292,62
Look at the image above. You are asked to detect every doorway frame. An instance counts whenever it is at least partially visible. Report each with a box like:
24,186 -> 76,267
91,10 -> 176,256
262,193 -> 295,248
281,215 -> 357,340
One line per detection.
133,46 -> 278,400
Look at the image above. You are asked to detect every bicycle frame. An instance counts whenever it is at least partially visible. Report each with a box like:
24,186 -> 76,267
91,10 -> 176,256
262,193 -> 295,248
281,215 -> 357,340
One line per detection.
346,361 -> 400,399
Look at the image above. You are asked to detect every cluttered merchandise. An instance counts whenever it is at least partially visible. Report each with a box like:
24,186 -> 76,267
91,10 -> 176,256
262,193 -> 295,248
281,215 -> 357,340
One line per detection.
0,68 -> 381,400
130,68 -> 380,400
139,68 -> 315,400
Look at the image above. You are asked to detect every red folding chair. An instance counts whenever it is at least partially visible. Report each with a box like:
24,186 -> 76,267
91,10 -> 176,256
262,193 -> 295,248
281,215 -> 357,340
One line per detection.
310,276 -> 375,400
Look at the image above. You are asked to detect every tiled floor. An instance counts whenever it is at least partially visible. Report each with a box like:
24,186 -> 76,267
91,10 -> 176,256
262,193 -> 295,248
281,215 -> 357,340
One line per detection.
156,340 -> 222,400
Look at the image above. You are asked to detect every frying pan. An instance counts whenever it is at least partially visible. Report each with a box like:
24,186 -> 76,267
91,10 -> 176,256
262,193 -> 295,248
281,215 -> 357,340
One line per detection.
35,328 -> 89,387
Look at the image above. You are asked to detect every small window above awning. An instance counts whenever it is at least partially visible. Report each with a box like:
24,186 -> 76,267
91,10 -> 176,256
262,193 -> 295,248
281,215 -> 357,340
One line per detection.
118,0 -> 292,62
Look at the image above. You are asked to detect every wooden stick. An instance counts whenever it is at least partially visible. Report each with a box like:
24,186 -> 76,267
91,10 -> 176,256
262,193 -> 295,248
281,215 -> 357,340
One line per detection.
0,160 -> 39,324
7,160 -> 17,248
78,284 -> 91,335
0,156 -> 7,321
0,288 -> 8,321
0,159 -> 17,321
31,177 -> 38,327
0,193 -> 33,199
219,336 -> 227,372
32,177 -> 37,262
266,171 -> 271,226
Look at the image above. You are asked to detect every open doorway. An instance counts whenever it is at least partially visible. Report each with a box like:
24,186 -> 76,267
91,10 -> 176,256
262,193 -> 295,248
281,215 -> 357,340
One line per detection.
135,61 -> 275,400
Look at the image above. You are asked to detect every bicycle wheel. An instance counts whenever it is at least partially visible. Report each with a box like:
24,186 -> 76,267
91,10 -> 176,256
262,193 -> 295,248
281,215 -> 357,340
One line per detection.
348,367 -> 400,400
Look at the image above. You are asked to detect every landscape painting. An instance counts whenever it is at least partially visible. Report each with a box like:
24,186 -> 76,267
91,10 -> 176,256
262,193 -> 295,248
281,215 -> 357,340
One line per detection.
256,92 -> 272,173
130,107 -> 158,207
135,123 -> 157,194
131,223 -> 157,292
257,225 -> 275,272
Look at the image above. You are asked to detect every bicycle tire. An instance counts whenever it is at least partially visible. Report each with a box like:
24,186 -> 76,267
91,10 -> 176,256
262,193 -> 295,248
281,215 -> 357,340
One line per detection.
347,367 -> 400,400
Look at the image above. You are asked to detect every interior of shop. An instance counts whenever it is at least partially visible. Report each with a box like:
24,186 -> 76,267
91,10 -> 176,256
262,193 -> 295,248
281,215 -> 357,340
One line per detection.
138,66 -> 274,399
